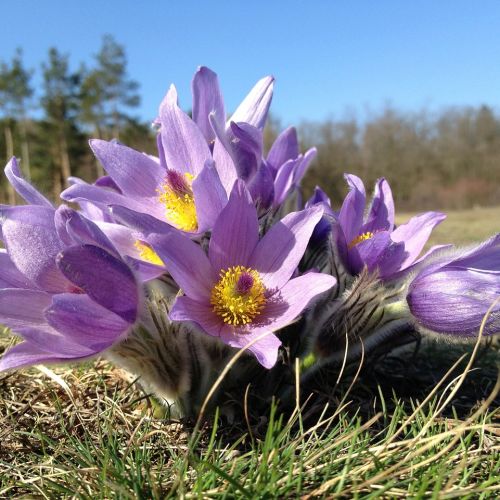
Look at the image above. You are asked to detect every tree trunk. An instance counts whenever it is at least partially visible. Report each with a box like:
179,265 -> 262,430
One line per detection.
19,119 -> 31,181
93,122 -> 105,178
4,123 -> 16,205
59,131 -> 72,189
52,168 -> 62,201
112,102 -> 120,140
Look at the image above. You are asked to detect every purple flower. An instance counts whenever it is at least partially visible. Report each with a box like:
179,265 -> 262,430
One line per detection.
305,186 -> 335,246
334,174 -> 446,280
212,119 -> 317,209
407,234 -> 500,337
266,127 -> 317,207
61,67 -> 276,236
0,163 -> 140,370
61,67 -> 312,231
147,181 -> 337,368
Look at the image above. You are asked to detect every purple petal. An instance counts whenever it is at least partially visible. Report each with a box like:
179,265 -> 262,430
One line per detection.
94,221 -> 141,258
390,244 -> 452,280
266,127 -> 299,169
229,76 -> 274,130
56,245 -> 138,323
61,181 -> 163,219
1,205 -> 71,292
55,206 -> 118,256
248,162 -> 275,210
208,180 -> 259,272
374,241 -> 407,279
4,157 -> 53,208
0,250 -> 34,289
110,205 -> 176,235
348,231 -> 392,274
7,325 -> 96,357
250,206 -> 323,290
219,326 -> 281,369
0,342 -> 91,371
159,84 -> 211,176
170,295 -> 223,337
148,232 -> 215,301
94,175 -> 122,192
90,140 -> 164,198
292,147 -> 317,185
412,235 -> 500,284
305,186 -> 332,208
391,211 -> 446,270
192,159 -> 228,232
305,187 -> 335,245
45,293 -> 131,350
273,158 -> 298,207
252,273 -> 337,333
192,66 -> 225,144
363,178 -> 395,233
229,122 -> 262,181
210,113 -> 238,195
0,289 -> 94,357
338,174 -> 366,244
450,233 -> 500,271
408,268 -> 500,336
124,256 -> 165,282
0,288 -> 52,330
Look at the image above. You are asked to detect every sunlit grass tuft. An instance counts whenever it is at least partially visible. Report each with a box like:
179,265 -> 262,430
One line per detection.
1,322 -> 498,497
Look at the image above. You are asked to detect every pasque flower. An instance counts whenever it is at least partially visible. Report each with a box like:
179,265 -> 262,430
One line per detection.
61,67 -> 314,234
147,181 -> 337,368
406,234 -> 500,337
334,174 -> 446,280
0,159 -> 140,370
61,67 -> 276,236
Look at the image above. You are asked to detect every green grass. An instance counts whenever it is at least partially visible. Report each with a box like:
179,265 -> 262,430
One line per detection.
1,335 -> 498,498
397,205 -> 500,247
0,207 -> 499,498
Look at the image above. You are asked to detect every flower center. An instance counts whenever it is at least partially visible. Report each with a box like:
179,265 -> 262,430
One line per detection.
348,231 -> 374,249
210,266 -> 266,326
158,170 -> 198,232
134,240 -> 164,266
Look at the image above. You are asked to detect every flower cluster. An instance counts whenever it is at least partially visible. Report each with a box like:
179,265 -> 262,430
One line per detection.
1,67 -> 499,415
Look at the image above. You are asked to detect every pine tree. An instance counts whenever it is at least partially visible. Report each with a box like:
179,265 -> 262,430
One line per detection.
0,48 -> 33,202
41,48 -> 81,195
79,35 -> 140,141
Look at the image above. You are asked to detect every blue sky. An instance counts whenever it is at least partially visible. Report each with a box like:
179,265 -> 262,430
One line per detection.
2,1 -> 500,127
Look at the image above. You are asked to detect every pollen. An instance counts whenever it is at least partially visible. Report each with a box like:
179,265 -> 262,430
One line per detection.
210,266 -> 266,326
158,170 -> 198,232
348,231 -> 374,249
134,240 -> 164,266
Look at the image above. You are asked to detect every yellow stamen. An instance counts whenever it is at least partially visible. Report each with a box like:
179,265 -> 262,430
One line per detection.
348,231 -> 374,249
158,172 -> 198,232
134,240 -> 164,266
210,266 -> 266,326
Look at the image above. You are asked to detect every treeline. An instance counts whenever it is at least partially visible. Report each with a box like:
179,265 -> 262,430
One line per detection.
0,35 -> 155,203
296,105 -> 500,210
2,39 -> 500,210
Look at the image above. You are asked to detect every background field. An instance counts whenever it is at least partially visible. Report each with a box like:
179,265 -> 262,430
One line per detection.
397,205 -> 500,247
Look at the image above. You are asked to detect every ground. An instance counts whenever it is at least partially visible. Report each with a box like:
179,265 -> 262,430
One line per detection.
0,207 -> 499,498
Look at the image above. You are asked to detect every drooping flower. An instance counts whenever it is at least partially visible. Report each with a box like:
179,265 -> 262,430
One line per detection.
0,161 -> 140,370
147,181 -> 337,368
406,234 -> 500,337
334,174 -> 446,280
